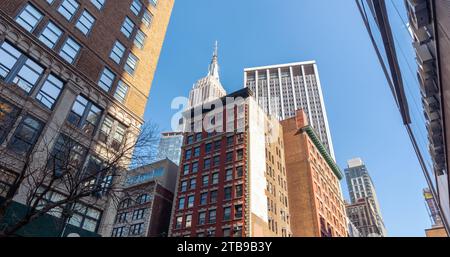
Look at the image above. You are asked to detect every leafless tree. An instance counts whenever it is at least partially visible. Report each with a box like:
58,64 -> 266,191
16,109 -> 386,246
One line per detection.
0,121 -> 159,237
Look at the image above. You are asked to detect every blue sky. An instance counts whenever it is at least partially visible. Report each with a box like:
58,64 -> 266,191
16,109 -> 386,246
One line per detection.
144,0 -> 430,236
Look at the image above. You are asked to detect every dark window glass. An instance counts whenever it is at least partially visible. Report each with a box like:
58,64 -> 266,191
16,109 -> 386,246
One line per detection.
8,116 -> 43,155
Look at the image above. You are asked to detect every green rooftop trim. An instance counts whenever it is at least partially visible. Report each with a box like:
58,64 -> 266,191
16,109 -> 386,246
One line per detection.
300,126 -> 343,180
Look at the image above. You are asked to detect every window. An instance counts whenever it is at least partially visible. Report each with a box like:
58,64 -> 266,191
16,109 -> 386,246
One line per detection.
192,162 -> 198,173
213,156 -> 220,166
210,190 -> 217,204
198,212 -> 206,225
225,169 -> 233,181
224,187 -> 232,201
235,184 -> 243,198
175,216 -> 183,229
130,0 -> 142,16
227,136 -> 234,146
91,0 -> 105,10
38,21 -> 63,49
212,173 -> 219,185
137,194 -> 150,204
185,214 -> 192,228
132,209 -> 145,220
67,95 -> 103,136
0,41 -> 21,79
186,135 -> 194,144
14,59 -> 44,94
58,0 -> 80,21
112,226 -> 126,237
200,192 -> 207,205
202,175 -> 209,187
59,37 -> 81,64
214,140 -> 221,150
129,223 -> 144,235
98,67 -> 115,92
187,195 -> 195,208
185,149 -> 192,160
195,133 -> 202,141
204,159 -> 211,169
15,4 -> 43,32
236,166 -> 243,178
110,41 -> 125,64
180,181 -> 187,192
76,10 -> 95,35
235,205 -> 243,219
183,164 -> 189,175
125,53 -> 139,75
194,147 -> 200,157
226,152 -> 233,163
134,30 -> 146,49
223,207 -> 231,221
205,143 -> 212,154
0,97 -> 20,144
237,149 -> 244,161
99,115 -> 126,148
68,203 -> 101,232
119,198 -> 131,209
208,210 -> 216,224
49,134 -> 87,177
121,17 -> 135,39
189,178 -> 196,190
8,116 -> 43,156
142,10 -> 153,27
114,80 -> 129,103
36,74 -> 64,109
115,212 -> 127,223
178,197 -> 185,210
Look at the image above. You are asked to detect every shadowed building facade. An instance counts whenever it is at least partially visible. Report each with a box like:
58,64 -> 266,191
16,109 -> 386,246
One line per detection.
0,0 -> 173,236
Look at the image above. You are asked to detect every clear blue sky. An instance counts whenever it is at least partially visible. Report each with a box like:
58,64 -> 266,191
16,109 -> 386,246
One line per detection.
144,0 -> 430,237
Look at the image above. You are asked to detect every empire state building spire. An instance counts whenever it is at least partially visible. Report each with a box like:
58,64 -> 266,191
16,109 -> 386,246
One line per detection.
188,41 -> 226,108
208,41 -> 220,80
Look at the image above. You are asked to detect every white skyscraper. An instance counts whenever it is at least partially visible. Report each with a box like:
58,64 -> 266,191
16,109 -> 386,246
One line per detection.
244,61 -> 335,159
188,41 -> 226,108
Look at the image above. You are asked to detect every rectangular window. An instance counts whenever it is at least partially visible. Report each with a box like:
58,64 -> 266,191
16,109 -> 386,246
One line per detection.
189,178 -> 196,190
205,143 -> 212,154
210,190 -> 217,204
68,203 -> 101,233
110,41 -> 125,64
142,10 -> 153,27
180,181 -> 187,192
12,58 -> 44,93
204,158 -> 211,169
237,149 -> 244,161
194,147 -> 200,157
59,37 -> 81,64
202,175 -> 209,187
183,164 -> 189,175
178,197 -> 185,210
49,134 -> 87,177
111,226 -> 126,237
0,41 -> 22,79
15,4 -> 43,32
98,67 -> 115,92
76,10 -> 95,35
213,156 -> 220,166
187,195 -> 195,208
185,149 -> 192,160
0,97 -> 20,144
235,204 -> 243,219
121,17 -> 135,38
192,162 -> 198,173
125,53 -> 139,75
223,207 -> 231,221
58,0 -> 80,21
91,0 -> 105,10
223,228 -> 231,237
67,95 -> 102,136
36,74 -> 64,109
8,116 -> 43,156
114,80 -> 129,103
212,173 -> 219,185
176,216 -> 183,229
132,209 -> 145,220
200,192 -> 207,205
134,29 -> 146,49
224,187 -> 232,201
226,152 -> 233,163
38,21 -> 63,49
209,210 -> 216,224
225,169 -> 233,181
235,184 -> 243,198
130,0 -> 142,16
198,212 -> 206,225
115,212 -> 127,223
129,223 -> 144,235
236,166 -> 243,178
185,214 -> 192,228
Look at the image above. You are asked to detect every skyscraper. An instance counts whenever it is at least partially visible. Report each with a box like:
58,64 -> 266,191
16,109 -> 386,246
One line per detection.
244,61 -> 335,159
169,47 -> 291,237
157,132 -> 184,165
345,158 -> 386,237
0,0 -> 174,236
